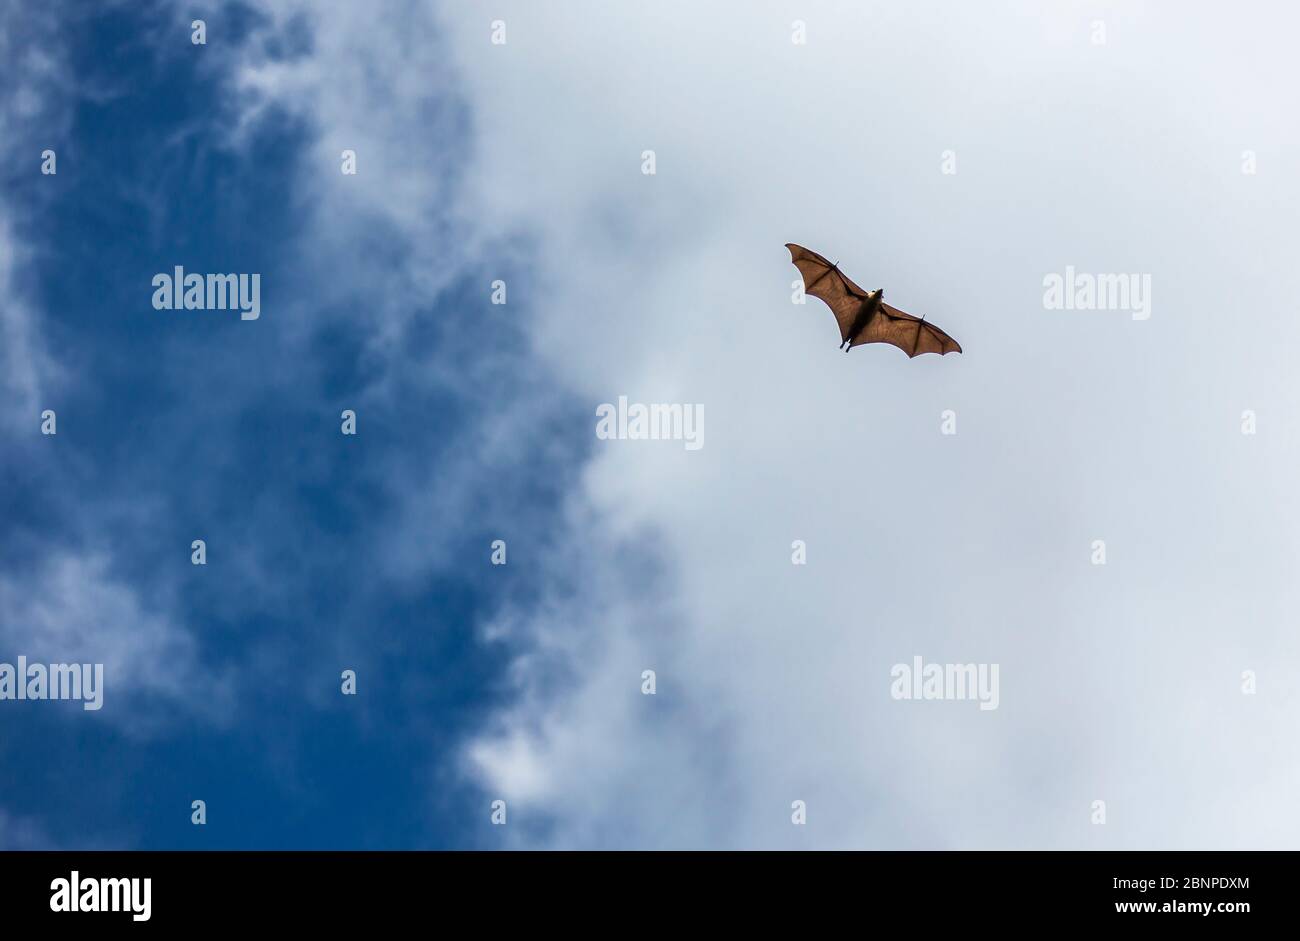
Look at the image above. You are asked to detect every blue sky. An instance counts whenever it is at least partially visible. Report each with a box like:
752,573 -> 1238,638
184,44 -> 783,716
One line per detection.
4,1 -> 1300,850
0,1 -> 583,849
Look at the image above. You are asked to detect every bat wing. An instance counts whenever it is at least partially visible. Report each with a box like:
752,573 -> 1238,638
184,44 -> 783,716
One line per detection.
786,243 -> 870,343
852,302 -> 962,357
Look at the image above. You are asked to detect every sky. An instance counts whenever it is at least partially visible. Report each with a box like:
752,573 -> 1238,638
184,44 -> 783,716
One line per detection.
2,0 -> 1299,849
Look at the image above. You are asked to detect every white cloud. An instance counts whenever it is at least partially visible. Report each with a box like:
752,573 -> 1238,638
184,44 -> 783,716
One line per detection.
0,4 -> 70,431
217,0 -> 586,584
441,0 -> 1300,848
0,552 -> 232,731
224,0 -> 486,341
0,219 -> 58,430
0,7 -> 233,739
230,0 -> 1300,847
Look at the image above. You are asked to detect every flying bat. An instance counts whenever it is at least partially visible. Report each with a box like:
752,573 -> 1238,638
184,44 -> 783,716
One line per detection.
786,243 -> 961,357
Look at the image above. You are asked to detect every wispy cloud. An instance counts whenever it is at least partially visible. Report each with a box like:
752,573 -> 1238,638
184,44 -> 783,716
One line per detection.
0,551 -> 233,731
0,808 -> 56,850
0,4 -> 73,430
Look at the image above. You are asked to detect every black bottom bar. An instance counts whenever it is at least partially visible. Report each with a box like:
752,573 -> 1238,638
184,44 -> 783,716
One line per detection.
0,850 -> 1278,927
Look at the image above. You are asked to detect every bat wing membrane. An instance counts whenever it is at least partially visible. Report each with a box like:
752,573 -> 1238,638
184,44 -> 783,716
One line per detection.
852,302 -> 962,357
786,243 -> 870,343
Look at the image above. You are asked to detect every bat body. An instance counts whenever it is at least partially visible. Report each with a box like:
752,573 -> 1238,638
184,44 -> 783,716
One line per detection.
785,243 -> 961,357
